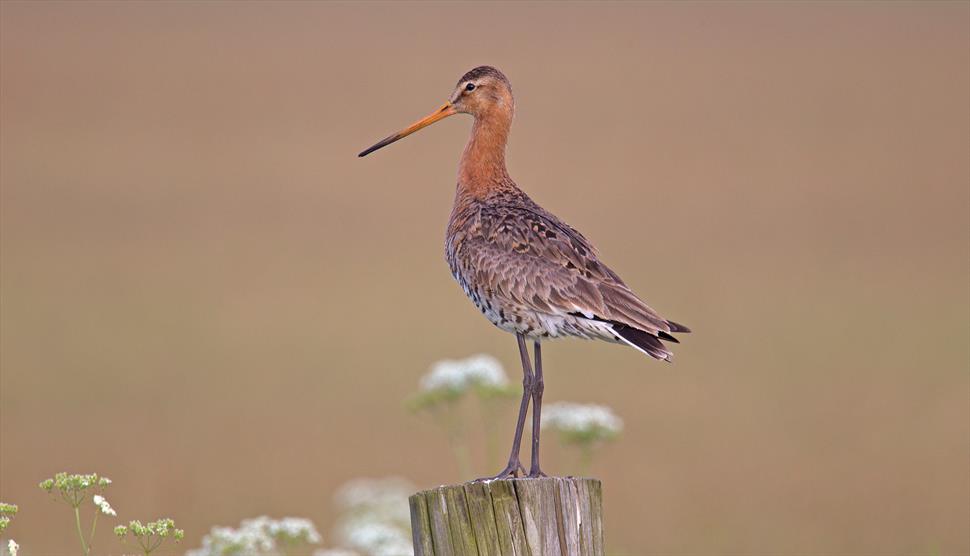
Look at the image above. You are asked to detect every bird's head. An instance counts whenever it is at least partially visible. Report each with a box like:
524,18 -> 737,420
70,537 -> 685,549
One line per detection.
358,66 -> 513,157
448,66 -> 514,118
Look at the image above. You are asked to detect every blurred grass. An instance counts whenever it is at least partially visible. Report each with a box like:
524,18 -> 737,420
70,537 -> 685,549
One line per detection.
1,1 -> 968,554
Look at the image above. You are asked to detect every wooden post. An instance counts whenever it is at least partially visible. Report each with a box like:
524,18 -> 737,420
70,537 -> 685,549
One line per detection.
409,477 -> 603,556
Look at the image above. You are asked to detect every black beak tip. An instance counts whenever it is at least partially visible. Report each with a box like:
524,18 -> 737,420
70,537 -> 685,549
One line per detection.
358,141 -> 386,158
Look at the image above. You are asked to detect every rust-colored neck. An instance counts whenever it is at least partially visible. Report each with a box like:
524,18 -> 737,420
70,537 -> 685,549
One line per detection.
457,106 -> 512,196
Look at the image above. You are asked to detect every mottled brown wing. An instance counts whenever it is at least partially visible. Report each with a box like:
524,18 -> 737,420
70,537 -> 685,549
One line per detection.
462,204 -> 677,336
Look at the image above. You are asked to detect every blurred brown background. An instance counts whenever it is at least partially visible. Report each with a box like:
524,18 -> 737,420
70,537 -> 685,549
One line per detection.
1,1 -> 968,554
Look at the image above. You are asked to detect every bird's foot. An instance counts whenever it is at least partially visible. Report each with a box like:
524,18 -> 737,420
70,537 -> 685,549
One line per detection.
527,467 -> 548,478
475,461 -> 525,482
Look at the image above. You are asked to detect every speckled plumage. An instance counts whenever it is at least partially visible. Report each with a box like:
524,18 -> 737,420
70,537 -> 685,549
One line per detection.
446,177 -> 688,360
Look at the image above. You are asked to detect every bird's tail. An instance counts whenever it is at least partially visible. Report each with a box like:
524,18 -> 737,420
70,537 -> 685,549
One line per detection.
666,320 -> 692,333
611,320 -> 690,362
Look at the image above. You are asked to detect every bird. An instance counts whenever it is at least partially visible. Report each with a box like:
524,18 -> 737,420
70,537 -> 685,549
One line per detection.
359,66 -> 689,479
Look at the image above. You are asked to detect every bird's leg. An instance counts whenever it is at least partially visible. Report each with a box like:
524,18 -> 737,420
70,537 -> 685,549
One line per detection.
479,333 -> 533,480
528,341 -> 547,478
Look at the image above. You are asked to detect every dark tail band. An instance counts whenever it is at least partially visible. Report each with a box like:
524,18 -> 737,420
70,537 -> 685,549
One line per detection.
611,322 -> 674,361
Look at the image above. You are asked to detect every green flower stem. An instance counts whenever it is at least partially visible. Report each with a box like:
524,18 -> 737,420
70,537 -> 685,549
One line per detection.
89,510 -> 99,553
452,441 -> 472,480
443,404 -> 471,478
150,534 -> 167,555
481,398 -> 500,470
74,505 -> 89,556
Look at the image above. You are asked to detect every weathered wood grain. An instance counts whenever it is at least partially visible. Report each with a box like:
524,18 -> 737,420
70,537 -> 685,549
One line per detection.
409,478 -> 603,556
463,481 -> 501,556
410,491 -> 436,556
486,478 -> 531,555
427,487 -> 456,556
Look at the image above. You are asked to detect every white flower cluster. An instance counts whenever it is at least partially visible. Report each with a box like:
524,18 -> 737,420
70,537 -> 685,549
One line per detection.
420,354 -> 509,394
1,501 -> 19,556
92,494 -> 117,517
335,478 -> 413,522
265,517 -> 322,544
540,402 -> 624,442
332,478 -> 414,556
186,516 -> 321,556
313,549 -> 359,556
338,521 -> 411,556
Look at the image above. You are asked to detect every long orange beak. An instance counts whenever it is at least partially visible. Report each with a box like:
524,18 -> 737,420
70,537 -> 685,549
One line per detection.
358,102 -> 457,157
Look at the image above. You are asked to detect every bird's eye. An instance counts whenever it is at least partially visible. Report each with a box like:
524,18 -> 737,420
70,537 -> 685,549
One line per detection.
465,83 -> 476,91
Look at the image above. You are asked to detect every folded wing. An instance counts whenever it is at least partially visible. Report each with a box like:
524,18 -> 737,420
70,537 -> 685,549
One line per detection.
457,203 -> 689,360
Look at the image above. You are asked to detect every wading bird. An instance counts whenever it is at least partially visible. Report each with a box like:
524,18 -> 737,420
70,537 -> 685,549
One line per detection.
359,66 -> 689,479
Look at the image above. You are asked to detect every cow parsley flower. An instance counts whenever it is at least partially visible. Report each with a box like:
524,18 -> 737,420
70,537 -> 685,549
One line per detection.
185,523 -> 274,556
541,402 -> 624,474
38,472 -> 112,556
410,355 -> 518,475
1,503 -> 18,556
335,477 -> 413,523
313,549 -> 359,556
92,495 -> 117,516
541,402 -> 624,442
39,472 -> 112,503
330,478 -> 414,556
186,516 -> 321,556
338,519 -> 412,556
420,354 -> 509,395
0,505 -> 14,536
115,519 -> 184,556
264,516 -> 322,545
412,354 -> 515,410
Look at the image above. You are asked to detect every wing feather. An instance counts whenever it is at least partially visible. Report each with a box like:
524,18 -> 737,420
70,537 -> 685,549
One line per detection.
454,202 -> 686,339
